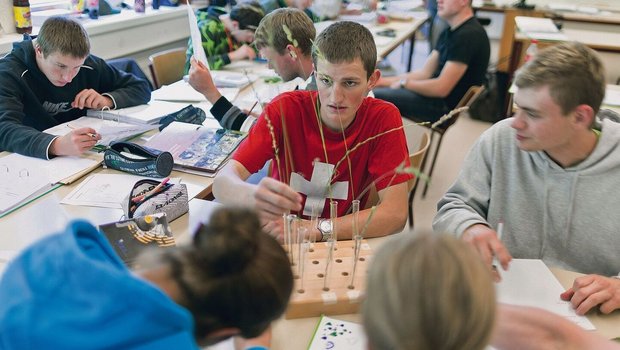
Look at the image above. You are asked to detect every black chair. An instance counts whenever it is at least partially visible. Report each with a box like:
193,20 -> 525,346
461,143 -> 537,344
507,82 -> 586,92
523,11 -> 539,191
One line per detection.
107,57 -> 153,91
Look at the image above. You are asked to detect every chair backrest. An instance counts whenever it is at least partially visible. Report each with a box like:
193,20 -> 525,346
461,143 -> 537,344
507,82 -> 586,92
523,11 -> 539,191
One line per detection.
148,47 -> 186,89
407,130 -> 431,190
364,123 -> 431,209
435,85 -> 485,132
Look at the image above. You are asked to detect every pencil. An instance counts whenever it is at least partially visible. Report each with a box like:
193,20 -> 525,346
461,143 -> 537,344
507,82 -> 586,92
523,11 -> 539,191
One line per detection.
132,177 -> 171,203
67,124 -> 97,138
492,221 -> 504,271
247,101 -> 259,116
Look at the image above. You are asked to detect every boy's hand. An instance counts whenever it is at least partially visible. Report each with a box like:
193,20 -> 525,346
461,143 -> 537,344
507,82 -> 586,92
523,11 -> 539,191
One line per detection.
254,177 -> 302,222
561,275 -> 620,315
230,45 -> 256,61
188,57 -> 221,103
72,89 -> 114,110
462,224 -> 512,276
49,127 -> 101,156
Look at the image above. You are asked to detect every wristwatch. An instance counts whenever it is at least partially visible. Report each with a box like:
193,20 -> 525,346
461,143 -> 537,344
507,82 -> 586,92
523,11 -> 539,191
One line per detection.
317,219 -> 333,242
399,78 -> 407,89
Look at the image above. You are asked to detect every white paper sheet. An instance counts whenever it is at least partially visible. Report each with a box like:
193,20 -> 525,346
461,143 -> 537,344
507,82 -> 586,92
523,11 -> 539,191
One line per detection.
45,117 -> 157,146
515,16 -> 560,34
152,80 -> 240,103
603,87 -> 620,106
495,259 -> 595,330
308,316 -> 366,350
188,5 -> 209,68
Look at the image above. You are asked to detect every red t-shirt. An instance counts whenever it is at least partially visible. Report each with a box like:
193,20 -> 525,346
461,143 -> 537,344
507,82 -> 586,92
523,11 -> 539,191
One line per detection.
233,90 -> 412,217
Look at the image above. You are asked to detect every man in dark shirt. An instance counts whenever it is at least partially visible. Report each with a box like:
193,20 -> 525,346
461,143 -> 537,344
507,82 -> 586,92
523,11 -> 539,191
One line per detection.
373,0 -> 489,123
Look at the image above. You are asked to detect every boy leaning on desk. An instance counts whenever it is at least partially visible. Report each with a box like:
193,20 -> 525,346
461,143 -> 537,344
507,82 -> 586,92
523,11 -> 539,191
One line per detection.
212,21 -> 412,241
0,16 -> 151,160
188,7 -> 317,131
434,42 -> 620,316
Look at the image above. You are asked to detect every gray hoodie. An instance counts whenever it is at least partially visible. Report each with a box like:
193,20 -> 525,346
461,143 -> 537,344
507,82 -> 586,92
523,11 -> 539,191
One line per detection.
434,118 -> 620,276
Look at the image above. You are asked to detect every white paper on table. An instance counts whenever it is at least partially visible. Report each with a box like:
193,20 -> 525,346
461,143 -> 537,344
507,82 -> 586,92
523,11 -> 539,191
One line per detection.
152,80 -> 240,103
61,174 -> 204,208
603,87 -> 620,106
45,117 -> 157,146
525,32 -> 569,41
188,5 -> 209,68
515,16 -> 560,34
61,174 -> 159,208
308,316 -> 366,350
0,153 -> 98,185
495,259 -> 595,330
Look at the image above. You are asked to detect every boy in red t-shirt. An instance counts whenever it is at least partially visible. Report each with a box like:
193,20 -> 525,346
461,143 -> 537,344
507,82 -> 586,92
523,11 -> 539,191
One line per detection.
213,21 -> 412,241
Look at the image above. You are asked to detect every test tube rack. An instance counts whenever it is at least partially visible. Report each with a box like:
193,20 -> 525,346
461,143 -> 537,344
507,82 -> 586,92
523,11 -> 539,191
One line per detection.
285,239 -> 373,319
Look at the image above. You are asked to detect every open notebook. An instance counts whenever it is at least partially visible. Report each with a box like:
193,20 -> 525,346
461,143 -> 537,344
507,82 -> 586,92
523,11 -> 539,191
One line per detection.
144,121 -> 246,176
0,152 -> 101,217
45,116 -> 157,147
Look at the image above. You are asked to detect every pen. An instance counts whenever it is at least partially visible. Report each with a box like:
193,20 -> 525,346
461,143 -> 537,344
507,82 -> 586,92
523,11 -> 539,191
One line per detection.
67,124 -> 97,138
132,177 -> 170,203
492,221 -> 504,271
247,101 -> 259,116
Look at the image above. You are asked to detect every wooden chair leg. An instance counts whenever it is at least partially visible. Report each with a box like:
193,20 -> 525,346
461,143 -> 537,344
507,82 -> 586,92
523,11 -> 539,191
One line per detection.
408,180 -> 419,229
422,132 -> 445,198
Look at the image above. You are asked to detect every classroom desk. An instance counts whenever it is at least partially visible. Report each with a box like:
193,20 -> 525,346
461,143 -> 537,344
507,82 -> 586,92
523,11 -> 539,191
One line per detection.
269,232 -> 620,349
314,11 -> 429,70
0,167 -> 214,274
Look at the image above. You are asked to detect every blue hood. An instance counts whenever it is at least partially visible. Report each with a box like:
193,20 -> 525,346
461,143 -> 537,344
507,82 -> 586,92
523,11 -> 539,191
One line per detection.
0,220 -> 197,349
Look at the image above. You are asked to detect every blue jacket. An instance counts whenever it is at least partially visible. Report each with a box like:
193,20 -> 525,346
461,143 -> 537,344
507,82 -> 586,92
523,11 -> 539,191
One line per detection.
0,220 -> 198,350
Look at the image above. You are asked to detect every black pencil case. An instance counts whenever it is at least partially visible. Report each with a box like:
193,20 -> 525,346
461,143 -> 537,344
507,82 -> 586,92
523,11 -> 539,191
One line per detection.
104,141 -> 173,178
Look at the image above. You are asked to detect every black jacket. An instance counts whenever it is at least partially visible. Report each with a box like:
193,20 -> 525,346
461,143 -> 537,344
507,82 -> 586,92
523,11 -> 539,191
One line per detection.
0,36 -> 151,158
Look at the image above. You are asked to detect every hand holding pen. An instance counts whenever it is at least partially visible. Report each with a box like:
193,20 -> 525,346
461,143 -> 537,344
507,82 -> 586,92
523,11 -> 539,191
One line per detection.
49,125 -> 101,156
462,222 -> 512,279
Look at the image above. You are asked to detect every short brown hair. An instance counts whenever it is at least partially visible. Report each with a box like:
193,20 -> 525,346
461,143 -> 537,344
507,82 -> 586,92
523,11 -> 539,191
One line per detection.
312,21 -> 377,79
229,1 -> 265,31
515,42 -> 605,115
363,233 -> 496,350
36,16 -> 90,58
140,207 -> 293,345
254,8 -> 315,56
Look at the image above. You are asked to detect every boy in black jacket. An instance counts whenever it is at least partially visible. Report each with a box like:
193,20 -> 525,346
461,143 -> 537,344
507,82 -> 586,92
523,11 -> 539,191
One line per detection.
0,16 -> 151,159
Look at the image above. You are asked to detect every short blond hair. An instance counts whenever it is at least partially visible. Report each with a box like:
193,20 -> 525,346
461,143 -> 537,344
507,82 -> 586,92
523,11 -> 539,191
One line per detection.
254,8 -> 315,56
515,42 -> 605,115
363,233 -> 496,350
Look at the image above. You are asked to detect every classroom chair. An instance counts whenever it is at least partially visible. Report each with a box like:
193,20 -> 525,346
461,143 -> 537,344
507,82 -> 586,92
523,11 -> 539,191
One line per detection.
148,47 -> 186,89
405,123 -> 431,229
418,85 -> 485,198
364,123 -> 431,224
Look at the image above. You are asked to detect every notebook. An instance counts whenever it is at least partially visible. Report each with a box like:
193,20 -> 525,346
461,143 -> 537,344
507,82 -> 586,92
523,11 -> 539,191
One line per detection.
99,212 -> 176,268
0,153 -> 101,217
44,116 -> 157,147
143,121 -> 246,175
87,101 -> 191,125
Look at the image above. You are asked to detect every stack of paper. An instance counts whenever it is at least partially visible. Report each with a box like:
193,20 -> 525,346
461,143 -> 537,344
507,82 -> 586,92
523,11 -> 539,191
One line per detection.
514,16 -> 568,41
152,80 -> 240,103
496,259 -> 595,330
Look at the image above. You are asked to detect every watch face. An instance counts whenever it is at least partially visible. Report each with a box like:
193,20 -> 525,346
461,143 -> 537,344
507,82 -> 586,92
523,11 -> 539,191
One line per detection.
319,219 -> 332,233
